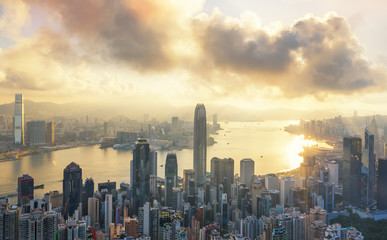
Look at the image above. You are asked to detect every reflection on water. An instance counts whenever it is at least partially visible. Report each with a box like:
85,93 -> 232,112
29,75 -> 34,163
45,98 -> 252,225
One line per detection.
0,121 -> 328,199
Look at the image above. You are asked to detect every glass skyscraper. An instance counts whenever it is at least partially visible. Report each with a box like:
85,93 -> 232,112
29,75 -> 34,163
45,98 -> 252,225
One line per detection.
14,93 -> 24,145
343,137 -> 362,207
165,153 -> 178,207
132,138 -> 151,212
194,103 -> 207,186
63,162 -> 82,220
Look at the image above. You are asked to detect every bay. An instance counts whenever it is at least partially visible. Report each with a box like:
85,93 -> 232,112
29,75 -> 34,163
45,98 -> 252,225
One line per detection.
0,121 -> 329,200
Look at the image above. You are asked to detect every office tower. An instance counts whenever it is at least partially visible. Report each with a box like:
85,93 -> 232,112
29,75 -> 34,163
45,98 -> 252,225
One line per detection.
280,177 -> 295,206
14,93 -> 24,145
82,178 -> 94,216
187,179 -> 196,206
124,218 -> 138,237
46,121 -> 55,145
98,181 -> 116,194
132,139 -> 151,212
150,151 -> 157,176
165,153 -> 178,207
88,197 -> 100,228
369,116 -> 380,155
63,162 -> 83,220
327,160 -> 339,185
183,169 -> 195,192
116,131 -> 130,144
323,182 -> 334,212
377,158 -> 387,210
251,178 -> 265,215
171,117 -> 179,135
265,174 -> 279,191
105,194 -> 113,234
362,129 -> 376,207
240,158 -> 254,190
26,121 -> 46,146
343,137 -> 362,207
194,103 -> 207,186
1,205 -> 18,239
174,187 -> 184,212
18,174 -> 34,206
103,122 -> 108,137
211,157 -> 234,196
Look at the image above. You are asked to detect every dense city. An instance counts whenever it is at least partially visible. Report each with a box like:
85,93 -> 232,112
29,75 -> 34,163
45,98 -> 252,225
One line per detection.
0,94 -> 386,240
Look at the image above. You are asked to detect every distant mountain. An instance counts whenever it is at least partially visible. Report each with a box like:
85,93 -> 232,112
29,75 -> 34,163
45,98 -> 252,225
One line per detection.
0,100 -> 339,122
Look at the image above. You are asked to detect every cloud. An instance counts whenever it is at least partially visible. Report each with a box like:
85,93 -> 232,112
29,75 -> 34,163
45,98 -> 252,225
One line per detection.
192,11 -> 385,97
1,1 -> 385,101
0,0 -> 30,39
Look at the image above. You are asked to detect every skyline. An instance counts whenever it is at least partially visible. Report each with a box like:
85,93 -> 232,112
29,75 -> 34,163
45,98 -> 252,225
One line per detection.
1,0 -> 387,116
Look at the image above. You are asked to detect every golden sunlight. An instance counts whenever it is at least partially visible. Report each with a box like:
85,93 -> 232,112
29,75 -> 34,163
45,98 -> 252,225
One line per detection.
286,135 -> 317,170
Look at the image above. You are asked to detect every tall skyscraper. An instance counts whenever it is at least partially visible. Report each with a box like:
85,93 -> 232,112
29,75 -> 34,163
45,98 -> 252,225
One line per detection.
63,162 -> 83,220
240,158 -> 255,189
280,176 -> 295,206
362,129 -> 376,206
105,194 -> 113,234
211,157 -> 234,197
132,139 -> 151,212
377,158 -> 387,210
183,169 -> 195,192
194,103 -> 207,186
150,151 -> 157,176
343,137 -> 362,207
46,121 -> 55,145
18,174 -> 34,206
26,121 -> 46,146
14,93 -> 24,145
165,153 -> 178,207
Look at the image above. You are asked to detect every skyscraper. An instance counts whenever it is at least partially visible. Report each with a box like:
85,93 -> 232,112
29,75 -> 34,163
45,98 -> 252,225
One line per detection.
26,121 -> 46,146
377,158 -> 387,210
14,93 -> 24,145
63,162 -> 83,219
46,121 -> 55,145
165,153 -> 178,207
132,139 -> 151,212
18,174 -> 34,206
240,158 -> 255,189
105,194 -> 113,234
210,157 -> 234,197
362,129 -> 376,207
194,103 -> 207,186
343,137 -> 362,207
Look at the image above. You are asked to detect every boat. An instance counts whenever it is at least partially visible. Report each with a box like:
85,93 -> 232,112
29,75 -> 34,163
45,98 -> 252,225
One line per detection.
113,143 -> 134,150
34,184 -> 44,189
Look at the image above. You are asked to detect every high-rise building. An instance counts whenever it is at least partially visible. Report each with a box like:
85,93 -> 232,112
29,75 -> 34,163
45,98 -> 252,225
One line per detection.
327,160 -> 339,186
138,202 -> 159,239
88,197 -> 100,228
63,162 -> 83,220
46,121 -> 55,145
171,117 -> 179,135
105,194 -> 113,234
194,103 -> 207,186
18,174 -> 34,206
132,139 -> 151,212
362,129 -> 376,207
377,158 -> 387,210
14,93 -> 24,145
343,137 -> 362,207
124,217 -> 138,237
82,178 -> 94,216
183,169 -> 195,192
150,151 -> 157,176
26,121 -> 46,146
240,158 -> 254,190
280,177 -> 295,206
18,209 -> 57,240
211,157 -> 234,197
1,205 -> 18,239
265,174 -> 279,191
165,153 -> 178,208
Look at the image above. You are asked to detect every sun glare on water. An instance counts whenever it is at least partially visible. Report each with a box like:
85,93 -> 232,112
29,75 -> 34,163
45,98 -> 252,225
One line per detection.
286,135 -> 318,170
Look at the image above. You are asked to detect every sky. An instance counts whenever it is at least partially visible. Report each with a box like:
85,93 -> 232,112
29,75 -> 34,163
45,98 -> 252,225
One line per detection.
1,0 -> 387,116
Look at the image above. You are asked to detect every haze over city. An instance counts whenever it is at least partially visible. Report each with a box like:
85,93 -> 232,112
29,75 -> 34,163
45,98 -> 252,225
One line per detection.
2,1 -> 387,240
1,0 -> 387,116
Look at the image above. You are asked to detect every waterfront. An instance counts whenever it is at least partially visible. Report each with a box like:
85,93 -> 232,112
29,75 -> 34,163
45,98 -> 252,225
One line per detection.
0,121 -> 330,199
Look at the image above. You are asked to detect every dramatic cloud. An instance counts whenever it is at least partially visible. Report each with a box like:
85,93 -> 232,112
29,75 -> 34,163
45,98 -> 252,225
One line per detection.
0,0 -> 385,102
192,12 -> 384,97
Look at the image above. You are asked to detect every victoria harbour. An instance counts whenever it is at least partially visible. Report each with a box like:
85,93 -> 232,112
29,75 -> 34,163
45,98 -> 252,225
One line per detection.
0,121 -> 329,199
